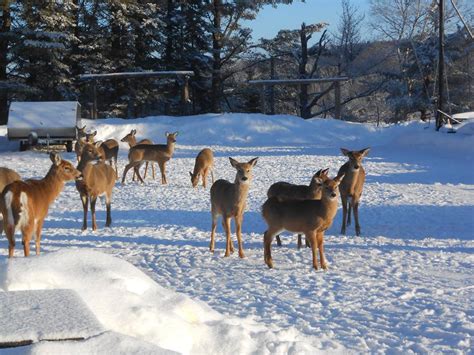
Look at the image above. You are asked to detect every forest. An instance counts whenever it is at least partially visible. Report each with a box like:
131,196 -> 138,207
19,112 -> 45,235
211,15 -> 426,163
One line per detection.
0,0 -> 473,124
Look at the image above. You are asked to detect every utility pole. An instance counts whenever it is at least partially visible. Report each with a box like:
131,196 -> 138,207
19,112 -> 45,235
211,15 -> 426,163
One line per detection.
436,0 -> 445,130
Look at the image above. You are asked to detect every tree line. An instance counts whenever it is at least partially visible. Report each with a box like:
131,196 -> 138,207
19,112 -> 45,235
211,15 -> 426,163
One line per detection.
0,0 -> 472,124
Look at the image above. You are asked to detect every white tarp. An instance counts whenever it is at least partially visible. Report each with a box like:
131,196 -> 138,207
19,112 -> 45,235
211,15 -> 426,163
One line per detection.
8,101 -> 81,139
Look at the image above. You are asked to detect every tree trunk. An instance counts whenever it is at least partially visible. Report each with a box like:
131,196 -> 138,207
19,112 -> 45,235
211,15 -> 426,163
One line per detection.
299,23 -> 310,119
211,0 -> 222,113
0,2 -> 11,125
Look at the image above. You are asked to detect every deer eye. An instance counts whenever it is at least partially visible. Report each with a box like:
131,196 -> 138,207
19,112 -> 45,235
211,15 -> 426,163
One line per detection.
65,167 -> 71,172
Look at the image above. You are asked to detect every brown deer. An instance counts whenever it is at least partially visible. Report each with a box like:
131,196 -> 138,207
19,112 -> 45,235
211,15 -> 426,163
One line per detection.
209,157 -> 258,258
120,129 -> 155,180
0,153 -> 80,257
74,125 -> 96,162
338,147 -> 370,236
0,167 -> 21,235
121,132 -> 178,185
267,168 -> 329,249
262,173 -> 344,270
190,148 -> 214,188
76,142 -> 116,231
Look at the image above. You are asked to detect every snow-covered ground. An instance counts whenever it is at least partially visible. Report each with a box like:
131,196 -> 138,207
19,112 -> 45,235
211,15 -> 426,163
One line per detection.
0,113 -> 473,354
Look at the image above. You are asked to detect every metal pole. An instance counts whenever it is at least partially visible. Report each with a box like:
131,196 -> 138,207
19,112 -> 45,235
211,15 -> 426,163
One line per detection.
437,0 -> 445,130
334,81 -> 341,120
269,57 -> 275,115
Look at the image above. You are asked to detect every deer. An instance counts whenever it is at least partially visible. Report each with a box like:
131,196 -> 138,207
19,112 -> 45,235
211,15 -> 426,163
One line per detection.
0,167 -> 21,235
267,168 -> 329,249
74,125 -> 97,162
121,132 -> 178,185
209,157 -> 258,258
120,129 -> 155,181
262,173 -> 344,270
0,153 -> 80,257
190,148 -> 214,188
338,147 -> 370,236
75,141 -> 116,231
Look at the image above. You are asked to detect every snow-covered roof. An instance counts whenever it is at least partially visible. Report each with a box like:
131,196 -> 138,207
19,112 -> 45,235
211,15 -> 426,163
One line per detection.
8,101 -> 80,129
79,71 -> 194,80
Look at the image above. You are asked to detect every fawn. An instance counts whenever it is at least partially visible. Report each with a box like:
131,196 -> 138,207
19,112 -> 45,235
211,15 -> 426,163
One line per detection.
76,142 -> 116,231
190,148 -> 214,188
0,167 -> 21,235
267,168 -> 329,248
262,173 -> 344,270
0,153 -> 80,257
120,129 -> 155,180
338,148 -> 370,236
209,157 -> 258,258
122,132 -> 178,185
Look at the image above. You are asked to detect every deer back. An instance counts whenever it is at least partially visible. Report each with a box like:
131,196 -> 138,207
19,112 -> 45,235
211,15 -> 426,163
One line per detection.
78,162 -> 116,197
267,169 -> 329,201
191,148 -> 214,185
99,139 -> 119,161
0,167 -> 21,193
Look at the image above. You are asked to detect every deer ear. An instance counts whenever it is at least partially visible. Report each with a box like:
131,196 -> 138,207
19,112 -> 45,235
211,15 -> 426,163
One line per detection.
340,148 -> 350,156
322,168 -> 329,176
95,141 -> 102,148
174,131 -> 179,137
334,173 -> 345,184
132,129 -> 136,135
359,147 -> 370,157
189,171 -> 193,177
91,130 -> 97,137
50,152 -> 61,166
248,157 -> 258,167
229,157 -> 239,168
165,131 -> 170,136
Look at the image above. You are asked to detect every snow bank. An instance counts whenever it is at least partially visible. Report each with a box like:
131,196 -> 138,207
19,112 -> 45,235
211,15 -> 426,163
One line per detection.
82,114 -> 474,154
0,250 -> 336,354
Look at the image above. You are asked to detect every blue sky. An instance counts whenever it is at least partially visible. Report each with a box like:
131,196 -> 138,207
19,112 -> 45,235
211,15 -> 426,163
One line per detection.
248,0 -> 372,41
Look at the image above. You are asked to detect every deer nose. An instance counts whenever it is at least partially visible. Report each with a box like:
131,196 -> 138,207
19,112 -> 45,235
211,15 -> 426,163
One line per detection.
242,176 -> 248,181
331,192 -> 336,198
354,165 -> 359,169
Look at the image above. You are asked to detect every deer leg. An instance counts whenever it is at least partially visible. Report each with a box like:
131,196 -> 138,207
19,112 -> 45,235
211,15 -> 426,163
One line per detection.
307,231 -> 318,270
317,231 -> 328,270
21,225 -> 34,257
347,201 -> 352,226
143,161 -> 149,179
210,169 -> 214,184
305,236 -> 311,248
210,212 -> 218,253
134,165 -> 145,184
90,197 -> 98,231
35,219 -> 44,256
122,163 -> 135,184
354,201 -> 361,236
223,217 -> 233,257
113,158 -> 118,179
202,169 -> 207,188
297,234 -> 302,249
105,192 -> 112,227
340,195 -> 348,235
264,227 -> 279,268
81,194 -> 89,231
6,223 -> 15,258
158,161 -> 167,185
235,215 -> 245,258
275,235 -> 282,247
151,163 -> 156,180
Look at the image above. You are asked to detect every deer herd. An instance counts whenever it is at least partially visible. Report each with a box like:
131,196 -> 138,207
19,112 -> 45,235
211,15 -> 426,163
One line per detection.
0,125 -> 370,271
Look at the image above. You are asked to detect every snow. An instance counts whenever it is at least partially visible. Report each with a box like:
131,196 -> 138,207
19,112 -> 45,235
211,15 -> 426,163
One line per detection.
0,289 -> 103,345
0,113 -> 473,353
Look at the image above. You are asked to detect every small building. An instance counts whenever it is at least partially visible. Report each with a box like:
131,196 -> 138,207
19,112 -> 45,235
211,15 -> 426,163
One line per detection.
7,101 -> 81,151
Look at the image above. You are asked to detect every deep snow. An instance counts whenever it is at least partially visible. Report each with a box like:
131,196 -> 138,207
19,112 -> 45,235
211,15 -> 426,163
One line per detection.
0,113 -> 473,354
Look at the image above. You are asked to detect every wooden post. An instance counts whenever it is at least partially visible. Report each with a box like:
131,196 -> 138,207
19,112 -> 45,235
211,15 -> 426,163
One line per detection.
437,0 -> 445,130
269,57 -> 275,115
260,84 -> 266,114
92,80 -> 97,119
334,81 -> 341,119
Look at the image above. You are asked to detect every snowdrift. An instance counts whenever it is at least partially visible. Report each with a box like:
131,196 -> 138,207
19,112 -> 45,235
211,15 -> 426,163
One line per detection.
0,250 -> 337,354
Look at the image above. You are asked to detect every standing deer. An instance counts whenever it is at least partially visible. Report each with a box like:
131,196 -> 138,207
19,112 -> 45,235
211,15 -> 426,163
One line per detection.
76,142 -> 116,231
262,173 -> 344,270
74,125 -> 96,162
209,157 -> 258,258
120,129 -> 155,180
122,132 -> 178,185
0,154 -> 80,257
267,168 -> 329,248
338,147 -> 370,236
190,148 -> 214,188
0,167 -> 21,235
